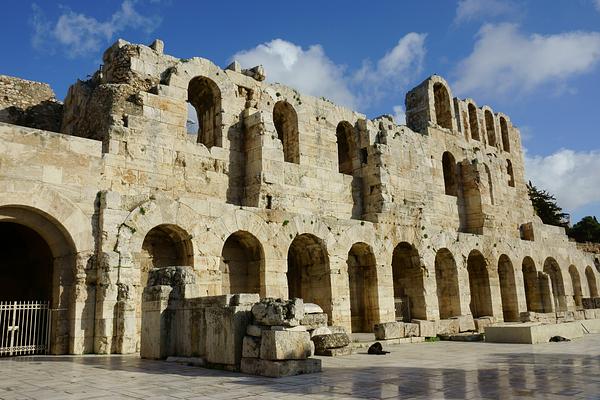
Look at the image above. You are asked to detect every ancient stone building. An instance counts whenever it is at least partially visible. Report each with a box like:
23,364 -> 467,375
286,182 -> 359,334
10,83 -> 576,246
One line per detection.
0,39 -> 598,355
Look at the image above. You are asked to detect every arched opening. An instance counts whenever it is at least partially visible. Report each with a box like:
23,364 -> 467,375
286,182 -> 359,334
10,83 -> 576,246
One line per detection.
484,164 -> 495,205
188,76 -> 222,148
458,161 -> 484,234
507,160 -> 515,187
467,250 -> 493,318
468,103 -> 480,141
287,234 -> 332,320
543,258 -> 567,312
274,101 -> 300,164
435,248 -> 461,319
569,265 -> 583,309
392,242 -> 426,321
336,121 -> 356,175
0,206 -> 78,355
522,257 -> 540,312
137,224 -> 193,351
347,243 -> 378,332
433,83 -> 452,130
484,110 -> 496,147
442,151 -> 458,196
500,117 -> 510,152
221,231 -> 264,295
498,255 -> 519,321
586,266 -> 599,297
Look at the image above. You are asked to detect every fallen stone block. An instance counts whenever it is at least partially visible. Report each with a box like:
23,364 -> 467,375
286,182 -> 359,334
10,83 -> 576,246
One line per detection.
317,346 -> 353,357
260,330 -> 312,360
373,322 -> 404,340
300,313 -> 328,329
584,309 -> 596,319
404,323 -> 419,337
451,315 -> 476,332
311,333 -> 350,352
230,293 -> 260,306
437,319 -> 460,335
328,325 -> 348,335
240,357 -> 322,377
246,325 -> 264,337
412,319 -> 436,337
310,326 -> 332,337
474,317 -> 494,333
252,298 -> 304,327
242,336 -> 261,358
304,303 -> 323,314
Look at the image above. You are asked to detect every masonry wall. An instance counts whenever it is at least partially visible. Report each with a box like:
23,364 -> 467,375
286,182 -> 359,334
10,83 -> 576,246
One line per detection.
0,39 -> 598,355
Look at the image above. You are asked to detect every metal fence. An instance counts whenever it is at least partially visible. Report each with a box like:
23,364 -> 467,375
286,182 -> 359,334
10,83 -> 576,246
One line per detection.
0,301 -> 51,356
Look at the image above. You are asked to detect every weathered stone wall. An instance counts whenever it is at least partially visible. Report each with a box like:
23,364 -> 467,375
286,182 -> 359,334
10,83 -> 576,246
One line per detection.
0,75 -> 63,132
0,39 -> 598,356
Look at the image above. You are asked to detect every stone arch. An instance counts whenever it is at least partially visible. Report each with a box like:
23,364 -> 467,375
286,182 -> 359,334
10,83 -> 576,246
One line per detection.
543,257 -> 567,312
498,255 -> 519,321
435,248 -> 461,319
188,76 -> 222,148
586,266 -> 599,297
287,233 -> 332,321
0,205 -> 78,355
484,109 -> 497,147
433,82 -> 453,130
569,265 -> 583,309
500,116 -> 510,152
392,242 -> 426,321
442,151 -> 458,196
467,250 -> 493,318
507,159 -> 515,187
347,242 -> 378,332
221,231 -> 264,295
336,121 -> 356,175
522,257 -> 540,312
273,101 -> 300,164
468,103 -> 480,141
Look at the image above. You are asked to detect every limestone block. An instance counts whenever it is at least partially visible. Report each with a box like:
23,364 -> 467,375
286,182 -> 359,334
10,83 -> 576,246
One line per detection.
311,333 -> 350,352
584,309 -> 596,319
573,310 -> 586,320
373,322 -> 404,340
231,294 -> 260,306
205,305 -> 253,366
300,313 -> 328,329
310,327 -> 332,337
451,315 -> 476,332
304,303 -> 323,314
246,325 -> 264,337
240,358 -> 322,378
328,326 -> 348,335
595,309 -> 600,319
260,330 -> 312,360
474,317 -> 494,333
242,336 -> 261,358
412,319 -> 436,337
252,298 -> 304,327
404,323 -> 419,337
437,319 -> 460,335
318,346 -> 353,357
270,325 -> 307,332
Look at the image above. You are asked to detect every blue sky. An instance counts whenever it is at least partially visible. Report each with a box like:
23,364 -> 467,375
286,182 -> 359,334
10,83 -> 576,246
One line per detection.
1,0 -> 600,222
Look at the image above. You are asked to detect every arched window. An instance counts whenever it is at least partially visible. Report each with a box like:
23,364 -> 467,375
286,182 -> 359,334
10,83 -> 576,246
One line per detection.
433,83 -> 452,130
273,101 -> 300,164
484,110 -> 496,147
442,151 -> 458,196
188,76 -> 222,148
468,103 -> 480,141
500,117 -> 510,152
507,159 -> 515,187
336,121 -> 355,175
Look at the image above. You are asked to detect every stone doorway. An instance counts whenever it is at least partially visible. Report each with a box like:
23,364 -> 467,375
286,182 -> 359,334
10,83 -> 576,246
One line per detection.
347,242 -> 378,333
467,250 -> 493,318
392,242 -> 426,321
498,255 -> 519,321
435,248 -> 461,319
221,231 -> 264,295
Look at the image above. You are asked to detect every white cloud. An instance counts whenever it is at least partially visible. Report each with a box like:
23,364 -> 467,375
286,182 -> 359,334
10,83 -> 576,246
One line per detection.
454,0 -> 515,24
525,149 -> 600,212
392,105 -> 406,125
453,23 -> 600,99
232,39 -> 356,108
31,1 -> 160,57
231,34 -> 426,113
596,0 -> 600,12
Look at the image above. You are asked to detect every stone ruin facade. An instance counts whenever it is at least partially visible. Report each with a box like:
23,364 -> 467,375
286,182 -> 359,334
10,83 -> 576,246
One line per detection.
1,39 -> 600,361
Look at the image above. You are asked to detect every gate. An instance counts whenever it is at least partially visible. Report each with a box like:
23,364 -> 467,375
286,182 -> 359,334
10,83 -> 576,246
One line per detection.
0,301 -> 51,356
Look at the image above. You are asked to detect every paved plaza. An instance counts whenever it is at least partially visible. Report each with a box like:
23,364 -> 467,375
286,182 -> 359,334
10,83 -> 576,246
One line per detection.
1,335 -> 599,399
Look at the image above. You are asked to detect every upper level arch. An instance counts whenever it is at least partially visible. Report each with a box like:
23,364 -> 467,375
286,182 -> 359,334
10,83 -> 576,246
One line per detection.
433,82 -> 453,130
273,100 -> 300,164
188,76 -> 222,148
336,121 -> 357,175
442,151 -> 458,196
467,101 -> 480,141
499,115 -> 510,152
483,108 -> 497,147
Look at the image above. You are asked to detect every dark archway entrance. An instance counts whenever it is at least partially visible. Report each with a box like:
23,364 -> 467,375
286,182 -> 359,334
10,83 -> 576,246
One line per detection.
543,258 -> 567,312
434,248 -> 461,319
392,242 -> 426,321
287,234 -> 332,321
347,242 -> 378,332
221,231 -> 264,295
498,255 -> 519,321
467,250 -> 493,318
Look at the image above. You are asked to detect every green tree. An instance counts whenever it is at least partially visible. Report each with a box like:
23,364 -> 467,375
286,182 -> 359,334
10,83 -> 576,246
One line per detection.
568,216 -> 600,243
526,181 -> 569,227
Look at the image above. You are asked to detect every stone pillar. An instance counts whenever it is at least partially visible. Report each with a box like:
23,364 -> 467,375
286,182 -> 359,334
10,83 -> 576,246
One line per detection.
488,269 -> 504,320
140,285 -> 173,359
